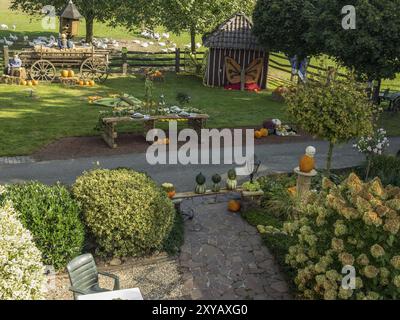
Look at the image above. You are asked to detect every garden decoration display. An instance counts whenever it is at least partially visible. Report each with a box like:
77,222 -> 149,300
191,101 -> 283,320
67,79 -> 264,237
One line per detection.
294,146 -> 318,200
211,174 -> 222,192
195,173 -> 207,194
226,169 -> 238,190
228,200 -> 241,212
224,57 -> 264,92
15,44 -> 109,83
96,92 -> 209,148
299,146 -> 316,173
162,183 -> 176,199
241,156 -> 264,211
263,118 -> 298,137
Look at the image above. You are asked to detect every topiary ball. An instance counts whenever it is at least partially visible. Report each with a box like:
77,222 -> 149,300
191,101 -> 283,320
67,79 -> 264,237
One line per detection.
72,169 -> 175,257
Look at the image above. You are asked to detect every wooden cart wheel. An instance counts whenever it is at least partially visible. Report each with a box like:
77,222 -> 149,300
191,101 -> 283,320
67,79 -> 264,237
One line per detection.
30,60 -> 56,82
80,58 -> 109,83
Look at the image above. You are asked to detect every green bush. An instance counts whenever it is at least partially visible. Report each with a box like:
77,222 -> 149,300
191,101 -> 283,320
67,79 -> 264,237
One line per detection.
2,182 -> 85,271
284,173 -> 400,300
72,169 -> 175,257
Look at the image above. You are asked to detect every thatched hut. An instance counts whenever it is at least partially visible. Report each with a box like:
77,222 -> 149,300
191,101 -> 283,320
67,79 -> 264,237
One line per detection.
203,13 -> 269,90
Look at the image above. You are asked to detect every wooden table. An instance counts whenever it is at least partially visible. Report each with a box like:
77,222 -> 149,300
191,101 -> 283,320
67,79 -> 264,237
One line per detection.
77,288 -> 144,300
101,114 -> 209,149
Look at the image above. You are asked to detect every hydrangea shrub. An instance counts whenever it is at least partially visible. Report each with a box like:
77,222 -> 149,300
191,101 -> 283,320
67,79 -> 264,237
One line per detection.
72,169 -> 175,257
284,173 -> 400,300
0,202 -> 46,300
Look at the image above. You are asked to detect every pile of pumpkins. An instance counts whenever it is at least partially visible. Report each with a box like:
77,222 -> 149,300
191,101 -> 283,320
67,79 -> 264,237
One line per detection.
20,79 -> 39,86
254,128 -> 268,139
61,69 -> 95,87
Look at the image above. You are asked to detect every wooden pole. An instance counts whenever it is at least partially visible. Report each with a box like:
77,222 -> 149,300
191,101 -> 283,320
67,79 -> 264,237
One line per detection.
3,46 -> 9,67
122,48 -> 128,75
175,48 -> 181,73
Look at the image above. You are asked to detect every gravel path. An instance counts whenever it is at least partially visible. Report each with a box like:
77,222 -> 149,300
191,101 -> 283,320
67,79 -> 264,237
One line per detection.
46,258 -> 188,300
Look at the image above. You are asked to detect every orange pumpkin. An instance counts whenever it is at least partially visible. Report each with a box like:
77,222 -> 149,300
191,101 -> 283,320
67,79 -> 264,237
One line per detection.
27,80 -> 33,86
85,81 -> 90,86
260,128 -> 268,137
228,200 -> 241,212
61,70 -> 69,78
89,80 -> 95,86
32,80 -> 39,86
79,80 -> 84,86
68,70 -> 75,78
167,191 -> 176,199
299,155 -> 315,173
20,80 -> 27,86
288,186 -> 297,197
254,130 -> 263,139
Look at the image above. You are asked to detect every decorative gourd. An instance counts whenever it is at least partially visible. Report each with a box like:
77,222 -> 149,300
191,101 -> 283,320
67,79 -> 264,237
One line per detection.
61,70 -> 69,78
79,80 -> 84,86
260,128 -> 268,137
228,200 -> 241,212
85,81 -> 91,86
27,80 -> 33,86
299,146 -> 316,173
89,80 -> 95,86
227,169 -> 237,190
195,173 -> 206,194
254,130 -> 263,139
32,80 -> 39,86
20,80 -> 27,86
211,174 -> 222,192
161,183 -> 175,199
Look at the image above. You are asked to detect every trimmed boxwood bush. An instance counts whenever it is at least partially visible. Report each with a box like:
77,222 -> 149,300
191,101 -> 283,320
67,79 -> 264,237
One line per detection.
72,169 -> 175,257
1,182 -> 85,271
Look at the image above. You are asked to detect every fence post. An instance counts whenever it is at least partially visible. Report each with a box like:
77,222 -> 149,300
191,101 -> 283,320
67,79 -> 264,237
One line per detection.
122,47 -> 128,75
3,46 -> 9,67
175,48 -> 181,73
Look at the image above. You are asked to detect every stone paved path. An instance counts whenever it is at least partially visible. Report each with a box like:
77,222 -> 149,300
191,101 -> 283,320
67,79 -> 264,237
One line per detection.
178,195 -> 292,300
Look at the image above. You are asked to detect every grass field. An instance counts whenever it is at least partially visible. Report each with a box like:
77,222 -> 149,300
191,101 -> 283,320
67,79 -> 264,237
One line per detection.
0,74 -> 286,156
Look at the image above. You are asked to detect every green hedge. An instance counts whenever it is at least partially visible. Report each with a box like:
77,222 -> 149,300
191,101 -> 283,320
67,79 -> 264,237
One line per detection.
2,182 -> 85,271
72,169 -> 175,257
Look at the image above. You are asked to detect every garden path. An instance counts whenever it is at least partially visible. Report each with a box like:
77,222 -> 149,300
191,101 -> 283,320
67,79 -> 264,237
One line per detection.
178,194 -> 292,300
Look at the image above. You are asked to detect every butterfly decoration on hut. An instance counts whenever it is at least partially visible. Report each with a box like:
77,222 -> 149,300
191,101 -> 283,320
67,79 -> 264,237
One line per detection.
225,57 -> 264,85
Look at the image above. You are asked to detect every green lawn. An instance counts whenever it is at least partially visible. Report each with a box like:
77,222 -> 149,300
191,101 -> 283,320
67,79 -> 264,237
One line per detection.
0,74 -> 286,156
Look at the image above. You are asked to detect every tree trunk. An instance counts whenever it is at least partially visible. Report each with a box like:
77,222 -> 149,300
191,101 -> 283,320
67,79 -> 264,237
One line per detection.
326,141 -> 335,176
85,16 -> 94,43
190,27 -> 196,54
372,79 -> 382,105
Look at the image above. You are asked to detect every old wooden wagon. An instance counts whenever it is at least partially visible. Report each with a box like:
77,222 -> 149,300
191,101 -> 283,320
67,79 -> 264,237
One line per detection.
17,46 -> 110,82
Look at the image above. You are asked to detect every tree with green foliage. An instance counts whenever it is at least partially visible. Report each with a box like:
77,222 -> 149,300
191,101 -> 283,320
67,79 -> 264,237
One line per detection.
160,0 -> 256,53
10,0 -> 118,42
252,0 -> 319,62
285,73 -> 374,174
307,0 -> 400,102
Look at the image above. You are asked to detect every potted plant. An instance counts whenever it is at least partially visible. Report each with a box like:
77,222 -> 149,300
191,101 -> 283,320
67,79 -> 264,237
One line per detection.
226,169 -> 237,190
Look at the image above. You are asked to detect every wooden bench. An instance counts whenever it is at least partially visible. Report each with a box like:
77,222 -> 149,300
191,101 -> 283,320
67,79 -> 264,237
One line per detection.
101,114 -> 209,148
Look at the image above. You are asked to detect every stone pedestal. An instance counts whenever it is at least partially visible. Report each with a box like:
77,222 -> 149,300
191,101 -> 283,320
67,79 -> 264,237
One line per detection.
294,167 -> 317,200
